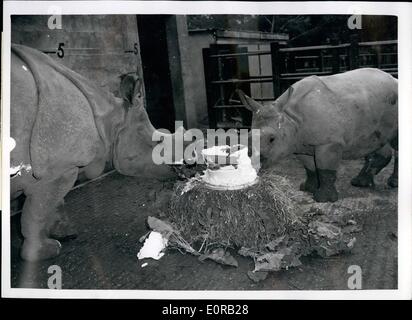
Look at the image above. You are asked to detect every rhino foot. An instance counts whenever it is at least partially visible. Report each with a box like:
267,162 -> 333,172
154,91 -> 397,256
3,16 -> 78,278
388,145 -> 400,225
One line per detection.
387,175 -> 398,188
314,169 -> 338,202
50,220 -> 78,242
314,187 -> 338,203
300,181 -> 317,194
299,168 -> 319,194
351,175 -> 375,188
21,238 -> 61,261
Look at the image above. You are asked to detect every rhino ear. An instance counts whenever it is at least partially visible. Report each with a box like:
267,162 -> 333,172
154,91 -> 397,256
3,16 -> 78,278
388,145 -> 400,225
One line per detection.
236,89 -> 263,113
119,73 -> 139,105
270,86 -> 294,113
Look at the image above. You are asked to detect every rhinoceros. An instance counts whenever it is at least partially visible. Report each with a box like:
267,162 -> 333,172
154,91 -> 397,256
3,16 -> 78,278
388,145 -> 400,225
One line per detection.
11,44 -> 180,261
237,68 -> 398,203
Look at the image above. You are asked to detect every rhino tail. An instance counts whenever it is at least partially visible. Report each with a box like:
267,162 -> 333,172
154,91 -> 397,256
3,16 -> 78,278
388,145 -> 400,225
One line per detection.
11,44 -> 106,179
12,44 -> 48,178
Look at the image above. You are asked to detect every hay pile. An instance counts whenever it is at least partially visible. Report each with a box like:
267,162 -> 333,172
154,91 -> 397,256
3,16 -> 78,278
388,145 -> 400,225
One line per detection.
145,171 -> 357,279
168,172 -> 302,253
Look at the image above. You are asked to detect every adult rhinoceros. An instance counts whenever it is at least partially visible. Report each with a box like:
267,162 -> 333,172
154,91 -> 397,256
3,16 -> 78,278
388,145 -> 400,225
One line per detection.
11,44 -> 179,261
237,68 -> 398,203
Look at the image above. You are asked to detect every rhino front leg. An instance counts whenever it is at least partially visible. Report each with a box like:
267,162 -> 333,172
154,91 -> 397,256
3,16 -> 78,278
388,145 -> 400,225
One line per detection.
351,144 -> 392,188
21,168 -> 78,261
313,144 -> 342,203
296,154 -> 319,194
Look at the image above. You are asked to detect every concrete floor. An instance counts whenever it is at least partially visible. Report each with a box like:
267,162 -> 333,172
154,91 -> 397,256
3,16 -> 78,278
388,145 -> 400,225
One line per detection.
10,157 -> 397,290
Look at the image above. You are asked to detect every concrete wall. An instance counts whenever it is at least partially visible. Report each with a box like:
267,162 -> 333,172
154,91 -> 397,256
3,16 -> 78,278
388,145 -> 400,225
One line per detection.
166,17 -> 212,129
11,15 -> 143,97
174,23 -> 278,129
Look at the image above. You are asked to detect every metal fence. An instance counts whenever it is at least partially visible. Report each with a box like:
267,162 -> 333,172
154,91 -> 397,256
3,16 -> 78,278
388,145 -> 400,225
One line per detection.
203,37 -> 398,129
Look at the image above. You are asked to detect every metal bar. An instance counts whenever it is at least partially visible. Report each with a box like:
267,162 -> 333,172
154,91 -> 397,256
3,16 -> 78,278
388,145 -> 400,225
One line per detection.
280,43 -> 350,52
359,40 -> 397,46
278,40 -> 396,54
280,71 -> 332,77
294,55 -> 320,59
359,53 -> 380,57
212,104 -> 247,109
380,66 -> 398,70
214,100 -> 284,108
71,170 -> 116,190
211,78 -> 274,84
216,121 -> 250,129
209,50 -> 271,58
248,75 -> 273,79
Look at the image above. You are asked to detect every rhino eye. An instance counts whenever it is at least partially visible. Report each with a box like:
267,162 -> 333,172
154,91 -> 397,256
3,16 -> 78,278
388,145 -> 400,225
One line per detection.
269,136 -> 275,143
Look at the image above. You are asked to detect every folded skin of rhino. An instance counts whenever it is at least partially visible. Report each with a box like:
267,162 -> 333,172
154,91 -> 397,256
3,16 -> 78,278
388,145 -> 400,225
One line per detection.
238,68 -> 398,203
11,44 -> 178,261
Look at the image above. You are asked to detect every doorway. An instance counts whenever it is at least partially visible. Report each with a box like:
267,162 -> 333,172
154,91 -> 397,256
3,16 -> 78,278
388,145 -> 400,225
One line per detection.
137,15 -> 176,131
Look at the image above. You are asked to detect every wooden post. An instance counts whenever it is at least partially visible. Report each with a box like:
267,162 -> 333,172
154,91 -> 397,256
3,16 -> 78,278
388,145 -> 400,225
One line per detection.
165,16 -> 187,129
349,34 -> 360,70
270,42 -> 282,99
203,45 -> 219,128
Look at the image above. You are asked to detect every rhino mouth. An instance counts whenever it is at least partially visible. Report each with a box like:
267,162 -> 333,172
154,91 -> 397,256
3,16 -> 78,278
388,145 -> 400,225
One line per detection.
258,155 -> 273,169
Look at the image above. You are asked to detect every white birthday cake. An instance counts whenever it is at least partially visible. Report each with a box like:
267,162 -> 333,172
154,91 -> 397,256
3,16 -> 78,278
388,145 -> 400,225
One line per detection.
201,145 -> 258,189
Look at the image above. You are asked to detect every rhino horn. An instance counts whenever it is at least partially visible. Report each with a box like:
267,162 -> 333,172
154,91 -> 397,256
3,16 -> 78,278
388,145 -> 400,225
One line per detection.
236,89 -> 263,113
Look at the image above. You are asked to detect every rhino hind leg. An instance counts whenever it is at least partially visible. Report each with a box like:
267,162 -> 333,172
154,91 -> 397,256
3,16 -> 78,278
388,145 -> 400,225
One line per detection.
351,144 -> 392,188
20,168 -> 78,261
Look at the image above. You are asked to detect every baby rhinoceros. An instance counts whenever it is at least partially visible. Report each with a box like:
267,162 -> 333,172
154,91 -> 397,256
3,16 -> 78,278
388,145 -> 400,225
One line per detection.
238,68 -> 398,202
